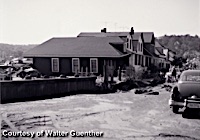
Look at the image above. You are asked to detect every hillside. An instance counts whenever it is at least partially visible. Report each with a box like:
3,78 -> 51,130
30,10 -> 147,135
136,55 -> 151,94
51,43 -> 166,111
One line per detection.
0,43 -> 36,61
158,35 -> 200,59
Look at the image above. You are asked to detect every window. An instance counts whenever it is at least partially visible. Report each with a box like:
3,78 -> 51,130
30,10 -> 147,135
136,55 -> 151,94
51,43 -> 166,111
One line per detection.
72,58 -> 80,73
138,55 -> 141,65
138,42 -> 143,52
129,40 -> 132,49
90,58 -> 98,73
182,75 -> 200,82
145,57 -> 148,67
51,58 -> 59,72
137,44 -> 140,52
124,43 -> 128,51
149,58 -> 152,65
135,54 -> 138,65
141,56 -> 143,66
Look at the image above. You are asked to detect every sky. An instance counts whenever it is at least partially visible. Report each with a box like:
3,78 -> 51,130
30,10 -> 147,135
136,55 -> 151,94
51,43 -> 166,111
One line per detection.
0,0 -> 199,44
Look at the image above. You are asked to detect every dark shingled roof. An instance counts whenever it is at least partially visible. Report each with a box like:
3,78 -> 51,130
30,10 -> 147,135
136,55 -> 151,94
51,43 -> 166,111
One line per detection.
78,32 -> 154,43
155,47 -> 165,56
132,32 -> 154,43
78,32 -> 129,38
143,44 -> 159,57
133,40 -> 138,48
155,39 -> 176,54
24,37 -> 129,58
155,40 -> 166,49
143,48 -> 153,56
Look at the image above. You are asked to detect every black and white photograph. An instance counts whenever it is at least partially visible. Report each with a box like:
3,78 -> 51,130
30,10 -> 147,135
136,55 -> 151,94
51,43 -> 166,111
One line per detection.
0,0 -> 200,139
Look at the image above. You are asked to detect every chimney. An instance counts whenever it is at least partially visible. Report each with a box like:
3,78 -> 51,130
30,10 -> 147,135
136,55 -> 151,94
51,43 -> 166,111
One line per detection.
141,32 -> 144,41
101,28 -> 107,33
130,27 -> 134,35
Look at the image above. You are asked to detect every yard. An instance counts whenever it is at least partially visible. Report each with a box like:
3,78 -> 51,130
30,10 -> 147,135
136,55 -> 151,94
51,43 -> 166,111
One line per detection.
1,83 -> 200,140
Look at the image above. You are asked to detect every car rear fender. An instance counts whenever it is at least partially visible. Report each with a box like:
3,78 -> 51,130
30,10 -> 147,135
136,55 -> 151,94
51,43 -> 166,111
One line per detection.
178,82 -> 200,98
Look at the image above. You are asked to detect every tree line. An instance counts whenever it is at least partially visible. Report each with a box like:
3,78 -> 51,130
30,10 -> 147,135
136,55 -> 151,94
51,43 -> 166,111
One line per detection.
158,34 -> 200,59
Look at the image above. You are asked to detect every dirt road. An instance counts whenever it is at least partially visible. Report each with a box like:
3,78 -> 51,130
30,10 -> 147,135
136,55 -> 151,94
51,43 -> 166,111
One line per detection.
1,84 -> 200,140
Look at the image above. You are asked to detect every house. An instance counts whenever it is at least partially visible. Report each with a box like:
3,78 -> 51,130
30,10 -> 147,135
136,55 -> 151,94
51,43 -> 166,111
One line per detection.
24,27 -> 174,77
24,37 -> 131,76
155,40 -> 170,69
155,39 -> 176,69
125,30 -> 156,71
78,28 -> 176,72
163,49 -> 176,62
78,28 -> 165,72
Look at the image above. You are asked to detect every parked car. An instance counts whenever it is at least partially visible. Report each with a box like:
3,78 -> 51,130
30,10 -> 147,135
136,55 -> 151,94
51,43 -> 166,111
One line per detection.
169,69 -> 200,113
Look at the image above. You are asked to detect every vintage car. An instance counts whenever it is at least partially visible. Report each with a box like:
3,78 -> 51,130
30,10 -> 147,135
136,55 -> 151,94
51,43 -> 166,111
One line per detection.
169,69 -> 200,113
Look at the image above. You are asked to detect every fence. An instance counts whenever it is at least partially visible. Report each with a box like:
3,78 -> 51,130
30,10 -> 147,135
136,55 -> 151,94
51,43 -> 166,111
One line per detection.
0,77 -> 97,103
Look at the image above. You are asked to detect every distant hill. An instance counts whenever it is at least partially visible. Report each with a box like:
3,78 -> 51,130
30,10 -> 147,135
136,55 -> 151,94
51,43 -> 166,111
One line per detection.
0,43 -> 36,61
158,35 -> 200,59
1,34 -> 200,61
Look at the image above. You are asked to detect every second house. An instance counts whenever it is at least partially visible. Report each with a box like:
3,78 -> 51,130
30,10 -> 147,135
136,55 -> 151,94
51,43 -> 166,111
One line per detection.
24,37 -> 131,76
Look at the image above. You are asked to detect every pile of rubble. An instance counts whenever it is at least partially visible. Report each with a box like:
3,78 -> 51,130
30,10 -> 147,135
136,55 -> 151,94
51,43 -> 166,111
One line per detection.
0,58 -> 40,80
135,88 -> 159,95
111,73 -> 165,92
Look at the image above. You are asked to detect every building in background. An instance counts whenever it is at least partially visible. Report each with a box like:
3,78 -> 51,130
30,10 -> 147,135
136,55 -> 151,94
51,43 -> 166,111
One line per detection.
24,27 -> 175,76
24,37 -> 131,76
78,27 -> 173,72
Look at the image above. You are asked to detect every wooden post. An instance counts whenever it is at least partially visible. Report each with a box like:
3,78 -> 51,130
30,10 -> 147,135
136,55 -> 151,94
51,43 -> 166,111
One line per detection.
103,60 -> 108,89
110,66 -> 114,83
118,66 -> 121,81
75,67 -> 78,75
81,67 -> 83,76
86,67 -> 88,76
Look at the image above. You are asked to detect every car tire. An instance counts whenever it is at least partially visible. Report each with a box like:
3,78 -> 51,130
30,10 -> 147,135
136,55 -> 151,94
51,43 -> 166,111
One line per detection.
182,108 -> 190,118
172,106 -> 179,113
171,87 -> 180,101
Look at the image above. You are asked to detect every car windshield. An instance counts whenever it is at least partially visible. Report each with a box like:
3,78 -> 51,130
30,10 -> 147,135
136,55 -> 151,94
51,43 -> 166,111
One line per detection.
181,73 -> 200,82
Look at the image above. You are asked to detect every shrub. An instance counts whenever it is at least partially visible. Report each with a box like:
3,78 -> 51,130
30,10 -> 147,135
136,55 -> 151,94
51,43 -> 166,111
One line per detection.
147,64 -> 160,73
135,66 -> 145,79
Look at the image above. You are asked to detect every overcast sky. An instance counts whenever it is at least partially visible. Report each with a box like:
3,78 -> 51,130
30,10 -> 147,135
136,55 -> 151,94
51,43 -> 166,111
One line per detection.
0,0 -> 199,44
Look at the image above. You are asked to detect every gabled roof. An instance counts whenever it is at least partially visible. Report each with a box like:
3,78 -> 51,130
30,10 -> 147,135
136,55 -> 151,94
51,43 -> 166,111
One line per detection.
155,47 -> 166,57
155,39 -> 176,54
78,32 -> 154,43
155,40 -> 166,49
24,37 -> 128,58
168,49 -> 176,54
143,47 -> 153,56
143,44 -> 159,57
133,40 -> 138,48
78,32 -> 129,38
142,32 -> 154,43
131,32 -> 154,43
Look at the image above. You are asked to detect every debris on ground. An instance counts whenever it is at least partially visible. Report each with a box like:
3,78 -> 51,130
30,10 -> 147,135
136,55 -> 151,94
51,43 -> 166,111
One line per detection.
145,91 -> 159,95
135,88 -> 159,95
135,88 -> 150,94
161,84 -> 173,92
